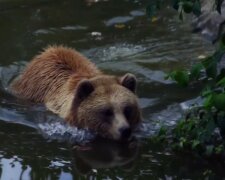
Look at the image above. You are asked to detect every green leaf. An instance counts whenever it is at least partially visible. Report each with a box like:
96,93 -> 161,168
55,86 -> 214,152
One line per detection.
216,77 -> 225,86
215,145 -> 224,154
206,61 -> 217,78
169,70 -> 189,87
201,86 -> 213,97
203,94 -> 213,109
189,63 -> 204,80
202,56 -> 217,79
158,126 -> 167,136
212,93 -> 225,110
192,0 -> 201,16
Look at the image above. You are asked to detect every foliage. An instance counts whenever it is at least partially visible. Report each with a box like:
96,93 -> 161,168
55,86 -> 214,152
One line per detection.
148,0 -> 225,157
171,108 -> 225,156
146,0 -> 202,20
146,0 -> 224,20
152,108 -> 225,156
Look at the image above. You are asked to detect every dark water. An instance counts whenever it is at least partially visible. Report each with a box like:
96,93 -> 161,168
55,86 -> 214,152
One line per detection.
0,0 -> 223,179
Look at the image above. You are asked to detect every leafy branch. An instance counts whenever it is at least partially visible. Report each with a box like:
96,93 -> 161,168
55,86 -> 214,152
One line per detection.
148,0 -> 225,157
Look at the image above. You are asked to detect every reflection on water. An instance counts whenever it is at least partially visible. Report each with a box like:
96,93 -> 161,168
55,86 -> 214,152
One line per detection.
0,0 -> 223,179
73,139 -> 139,176
0,120 -> 224,179
0,158 -> 31,180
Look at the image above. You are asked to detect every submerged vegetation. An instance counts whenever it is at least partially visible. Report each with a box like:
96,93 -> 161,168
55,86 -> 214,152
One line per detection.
148,0 -> 225,157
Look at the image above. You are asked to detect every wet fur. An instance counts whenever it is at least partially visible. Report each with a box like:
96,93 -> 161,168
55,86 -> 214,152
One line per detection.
10,46 -> 141,139
11,46 -> 101,121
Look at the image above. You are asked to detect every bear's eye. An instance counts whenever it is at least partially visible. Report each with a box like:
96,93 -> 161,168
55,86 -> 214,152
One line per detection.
101,108 -> 113,117
124,105 -> 133,120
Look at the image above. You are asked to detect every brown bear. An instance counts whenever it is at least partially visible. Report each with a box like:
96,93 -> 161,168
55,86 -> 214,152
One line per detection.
10,46 -> 141,140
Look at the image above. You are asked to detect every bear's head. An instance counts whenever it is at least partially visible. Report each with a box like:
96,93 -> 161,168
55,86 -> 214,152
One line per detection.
69,73 -> 141,141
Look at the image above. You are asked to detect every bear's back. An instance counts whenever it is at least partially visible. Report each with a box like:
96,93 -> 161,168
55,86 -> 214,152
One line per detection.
10,46 -> 101,103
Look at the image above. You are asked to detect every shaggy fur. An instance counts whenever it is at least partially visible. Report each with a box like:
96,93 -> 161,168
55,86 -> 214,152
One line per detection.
10,46 -> 141,140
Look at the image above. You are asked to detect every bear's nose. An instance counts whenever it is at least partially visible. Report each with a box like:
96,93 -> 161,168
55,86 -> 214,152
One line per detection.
119,127 -> 131,139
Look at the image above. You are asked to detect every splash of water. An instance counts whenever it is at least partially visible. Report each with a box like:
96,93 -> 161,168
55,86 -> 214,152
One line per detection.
38,121 -> 96,144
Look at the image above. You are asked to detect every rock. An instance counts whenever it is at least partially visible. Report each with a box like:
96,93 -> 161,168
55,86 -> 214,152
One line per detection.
192,0 -> 225,42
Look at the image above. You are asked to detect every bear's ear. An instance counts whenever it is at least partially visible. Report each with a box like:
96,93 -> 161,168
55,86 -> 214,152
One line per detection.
75,80 -> 94,101
120,73 -> 137,93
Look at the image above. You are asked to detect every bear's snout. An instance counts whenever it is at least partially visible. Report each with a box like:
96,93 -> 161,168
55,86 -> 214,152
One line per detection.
119,127 -> 132,140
